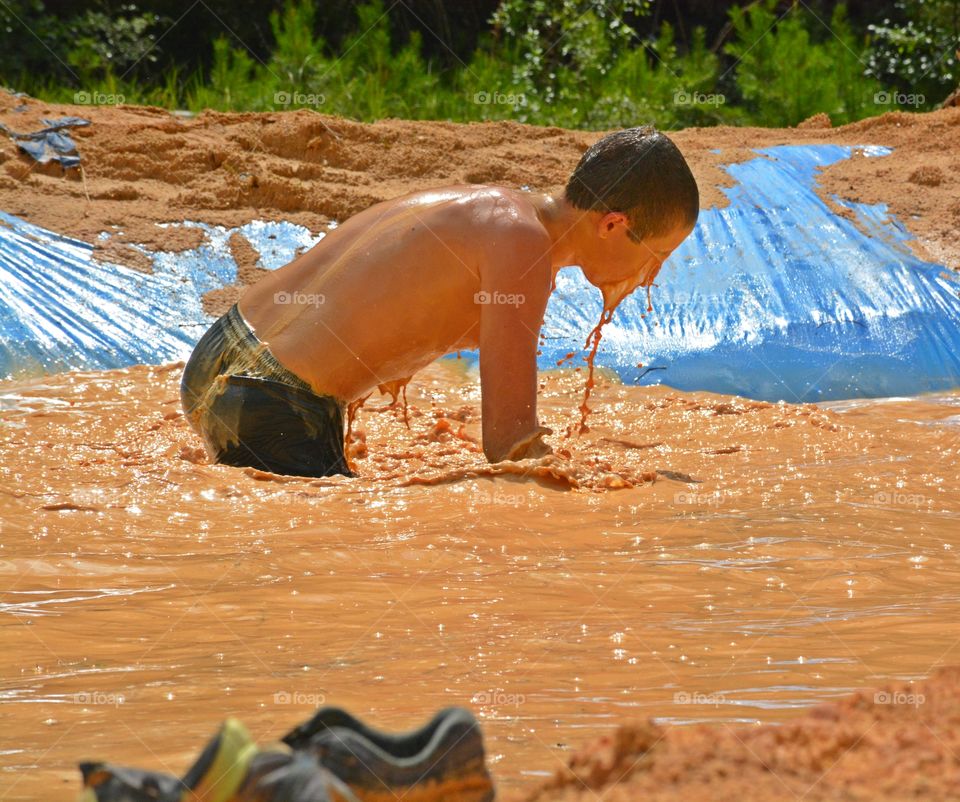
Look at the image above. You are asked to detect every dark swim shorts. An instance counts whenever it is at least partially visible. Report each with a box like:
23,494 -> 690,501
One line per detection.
180,305 -> 353,477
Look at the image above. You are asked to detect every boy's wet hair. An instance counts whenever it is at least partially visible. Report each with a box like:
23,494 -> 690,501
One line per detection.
565,126 -> 699,242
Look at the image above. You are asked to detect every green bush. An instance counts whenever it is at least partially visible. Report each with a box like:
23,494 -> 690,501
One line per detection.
483,0 -> 653,126
0,0 -> 922,130
866,0 -> 958,107
724,0 -> 881,126
586,23 -> 725,130
328,1 -> 442,120
190,37 -> 262,110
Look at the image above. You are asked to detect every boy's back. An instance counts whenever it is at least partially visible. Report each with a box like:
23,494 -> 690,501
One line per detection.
238,185 -> 551,403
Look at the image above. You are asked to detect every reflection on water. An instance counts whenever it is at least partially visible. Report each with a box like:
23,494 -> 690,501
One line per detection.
0,360 -> 958,799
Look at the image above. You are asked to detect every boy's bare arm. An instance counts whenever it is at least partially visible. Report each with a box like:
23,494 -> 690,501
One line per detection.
478,237 -> 552,463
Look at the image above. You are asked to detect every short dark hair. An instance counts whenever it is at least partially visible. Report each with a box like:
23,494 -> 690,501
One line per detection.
565,126 -> 699,242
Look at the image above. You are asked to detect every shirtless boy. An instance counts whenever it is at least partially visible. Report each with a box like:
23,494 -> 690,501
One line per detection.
180,126 -> 699,477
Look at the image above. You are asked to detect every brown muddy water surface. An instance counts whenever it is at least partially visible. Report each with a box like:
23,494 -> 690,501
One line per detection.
1,359 -> 959,800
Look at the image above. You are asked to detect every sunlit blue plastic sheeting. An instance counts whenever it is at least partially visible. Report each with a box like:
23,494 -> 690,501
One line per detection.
538,144 -> 960,401
0,214 -> 322,378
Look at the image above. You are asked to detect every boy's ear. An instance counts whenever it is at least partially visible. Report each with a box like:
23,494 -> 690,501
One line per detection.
597,211 -> 628,238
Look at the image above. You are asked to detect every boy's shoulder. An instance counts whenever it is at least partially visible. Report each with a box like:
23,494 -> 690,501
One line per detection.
400,184 -> 547,244
465,188 -> 553,294
467,185 -> 551,246
402,184 -> 552,276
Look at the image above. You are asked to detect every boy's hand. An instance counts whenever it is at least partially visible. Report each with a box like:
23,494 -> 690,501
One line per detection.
505,425 -> 554,461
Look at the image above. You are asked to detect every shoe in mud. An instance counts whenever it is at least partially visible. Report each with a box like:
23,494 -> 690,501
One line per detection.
281,706 -> 494,802
77,762 -> 183,802
78,708 -> 494,802
78,719 -> 357,802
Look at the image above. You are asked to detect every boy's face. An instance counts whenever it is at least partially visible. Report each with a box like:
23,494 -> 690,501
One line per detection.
580,212 -> 695,309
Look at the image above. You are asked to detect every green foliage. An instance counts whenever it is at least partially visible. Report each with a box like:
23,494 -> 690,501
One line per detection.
0,1 -> 70,84
66,4 -> 164,81
0,0 -> 931,130
190,37 -> 262,111
866,0 -> 959,105
490,0 -> 652,112
268,0 -> 326,90
326,1 -> 442,120
454,41 -> 525,122
0,1 -> 165,88
724,0 -> 881,125
586,23 -> 725,129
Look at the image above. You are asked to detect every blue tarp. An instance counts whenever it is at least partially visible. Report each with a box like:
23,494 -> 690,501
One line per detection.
0,117 -> 91,168
0,215 -> 321,376
1,144 -> 958,400
538,144 -> 960,401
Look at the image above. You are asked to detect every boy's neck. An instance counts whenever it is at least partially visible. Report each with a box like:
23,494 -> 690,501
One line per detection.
533,193 -> 591,273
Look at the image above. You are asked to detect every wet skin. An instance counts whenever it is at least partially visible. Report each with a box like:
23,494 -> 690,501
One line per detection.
239,185 -> 694,462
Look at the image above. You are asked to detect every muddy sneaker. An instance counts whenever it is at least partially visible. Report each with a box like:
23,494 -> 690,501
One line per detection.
77,762 -> 183,802
281,706 -> 494,802
78,709 -> 493,802
234,751 -> 359,802
76,719 -> 307,802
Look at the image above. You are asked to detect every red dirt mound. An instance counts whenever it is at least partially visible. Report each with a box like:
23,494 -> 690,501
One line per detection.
520,668 -> 960,802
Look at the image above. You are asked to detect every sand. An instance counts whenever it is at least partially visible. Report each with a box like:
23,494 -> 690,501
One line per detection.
520,668 -> 960,802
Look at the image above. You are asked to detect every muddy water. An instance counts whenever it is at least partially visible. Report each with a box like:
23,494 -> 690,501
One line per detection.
1,360 -> 959,800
